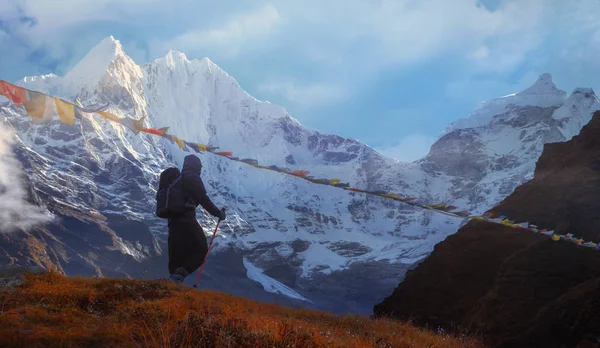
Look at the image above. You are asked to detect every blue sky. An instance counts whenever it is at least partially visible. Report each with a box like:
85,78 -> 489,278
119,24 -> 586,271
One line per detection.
1,0 -> 600,161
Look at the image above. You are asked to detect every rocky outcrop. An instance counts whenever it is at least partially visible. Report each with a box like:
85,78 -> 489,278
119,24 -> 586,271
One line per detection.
373,111 -> 600,347
374,221 -> 600,347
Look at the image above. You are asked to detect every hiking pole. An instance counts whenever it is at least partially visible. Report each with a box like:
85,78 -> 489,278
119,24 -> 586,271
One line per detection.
193,208 -> 225,288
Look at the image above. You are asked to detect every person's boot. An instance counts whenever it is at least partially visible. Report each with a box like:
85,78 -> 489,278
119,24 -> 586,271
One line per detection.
170,267 -> 189,283
170,273 -> 184,283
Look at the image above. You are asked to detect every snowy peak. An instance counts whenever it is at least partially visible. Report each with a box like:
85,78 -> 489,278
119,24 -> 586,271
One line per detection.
550,87 -> 600,140
445,74 -> 568,133
141,47 -> 294,145
147,50 -> 240,97
65,36 -> 126,79
163,49 -> 191,67
517,73 -> 566,98
569,88 -> 598,100
151,49 -> 221,76
556,87 -> 599,115
424,73 -> 600,214
11,36 -> 135,98
60,36 -> 139,97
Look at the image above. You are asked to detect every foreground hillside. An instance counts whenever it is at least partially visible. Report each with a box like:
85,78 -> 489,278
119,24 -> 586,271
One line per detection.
0,270 -> 483,348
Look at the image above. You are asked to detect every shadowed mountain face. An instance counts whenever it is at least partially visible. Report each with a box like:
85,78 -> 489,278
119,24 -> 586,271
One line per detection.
373,111 -> 600,347
1,36 -> 600,316
0,160 -> 163,278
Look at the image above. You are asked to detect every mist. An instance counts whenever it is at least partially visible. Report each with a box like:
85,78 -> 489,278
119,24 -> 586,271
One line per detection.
0,122 -> 54,232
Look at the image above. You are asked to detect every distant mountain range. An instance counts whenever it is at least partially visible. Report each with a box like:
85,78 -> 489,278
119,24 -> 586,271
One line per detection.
1,36 -> 598,315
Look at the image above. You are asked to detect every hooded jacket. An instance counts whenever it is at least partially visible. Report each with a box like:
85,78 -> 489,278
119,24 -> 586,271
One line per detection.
173,155 -> 221,221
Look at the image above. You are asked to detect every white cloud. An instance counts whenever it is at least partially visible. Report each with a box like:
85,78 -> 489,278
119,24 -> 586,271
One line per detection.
166,4 -> 281,59
0,1 -> 585,80
455,0 -> 548,73
377,134 -> 437,163
469,46 -> 490,60
3,0 -> 600,116
257,80 -> 347,107
444,0 -> 600,106
534,0 -> 600,92
0,123 -> 54,233
16,0 -> 160,28
229,0 -> 554,111
367,0 -> 503,65
0,0 -> 21,20
264,0 -> 548,74
2,0 -> 594,80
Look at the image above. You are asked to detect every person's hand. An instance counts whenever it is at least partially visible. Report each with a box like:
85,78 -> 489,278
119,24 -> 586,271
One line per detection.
219,208 -> 226,221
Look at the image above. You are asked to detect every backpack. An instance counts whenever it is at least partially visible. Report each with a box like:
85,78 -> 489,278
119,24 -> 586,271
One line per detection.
155,167 -> 189,218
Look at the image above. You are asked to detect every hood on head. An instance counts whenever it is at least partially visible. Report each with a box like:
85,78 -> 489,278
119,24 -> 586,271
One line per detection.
182,155 -> 202,175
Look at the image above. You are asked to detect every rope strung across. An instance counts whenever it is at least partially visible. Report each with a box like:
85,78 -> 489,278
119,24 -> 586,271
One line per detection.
1,79 -> 598,251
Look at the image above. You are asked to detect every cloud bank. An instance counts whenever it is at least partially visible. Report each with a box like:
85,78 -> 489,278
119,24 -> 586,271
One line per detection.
2,0 -> 600,164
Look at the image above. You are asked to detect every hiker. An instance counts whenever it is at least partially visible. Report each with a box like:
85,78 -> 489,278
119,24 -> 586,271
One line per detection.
156,154 -> 226,283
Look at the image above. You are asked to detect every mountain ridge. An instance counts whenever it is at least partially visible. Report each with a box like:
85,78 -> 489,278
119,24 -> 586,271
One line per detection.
1,35 -> 599,315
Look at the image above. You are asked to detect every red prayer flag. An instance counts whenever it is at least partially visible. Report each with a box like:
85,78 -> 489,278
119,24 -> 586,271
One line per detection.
0,81 -> 26,106
290,170 -> 310,177
141,127 -> 168,136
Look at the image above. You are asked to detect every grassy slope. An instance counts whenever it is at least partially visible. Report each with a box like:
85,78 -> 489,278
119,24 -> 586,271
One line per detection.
0,272 -> 485,347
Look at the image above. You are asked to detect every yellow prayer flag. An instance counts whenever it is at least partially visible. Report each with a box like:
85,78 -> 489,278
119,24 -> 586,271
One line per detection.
329,178 -> 340,185
23,90 -> 47,120
551,235 -> 560,241
174,136 -> 185,149
469,216 -> 486,221
97,111 -> 120,122
54,98 -> 75,126
198,144 -> 207,151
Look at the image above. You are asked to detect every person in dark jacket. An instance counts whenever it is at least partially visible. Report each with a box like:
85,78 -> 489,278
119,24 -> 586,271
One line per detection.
168,154 -> 226,283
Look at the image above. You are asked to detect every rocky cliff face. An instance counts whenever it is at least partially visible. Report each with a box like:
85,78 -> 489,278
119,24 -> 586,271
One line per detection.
1,36 -> 600,316
373,111 -> 600,347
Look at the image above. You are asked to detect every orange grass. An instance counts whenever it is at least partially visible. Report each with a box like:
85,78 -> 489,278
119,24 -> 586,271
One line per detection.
0,271 -> 486,347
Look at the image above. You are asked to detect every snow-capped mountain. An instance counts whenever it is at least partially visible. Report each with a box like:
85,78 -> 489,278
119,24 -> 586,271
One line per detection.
1,36 -> 598,314
421,74 -> 600,213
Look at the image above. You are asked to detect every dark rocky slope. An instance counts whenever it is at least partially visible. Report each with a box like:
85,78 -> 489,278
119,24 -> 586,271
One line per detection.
373,111 -> 600,347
